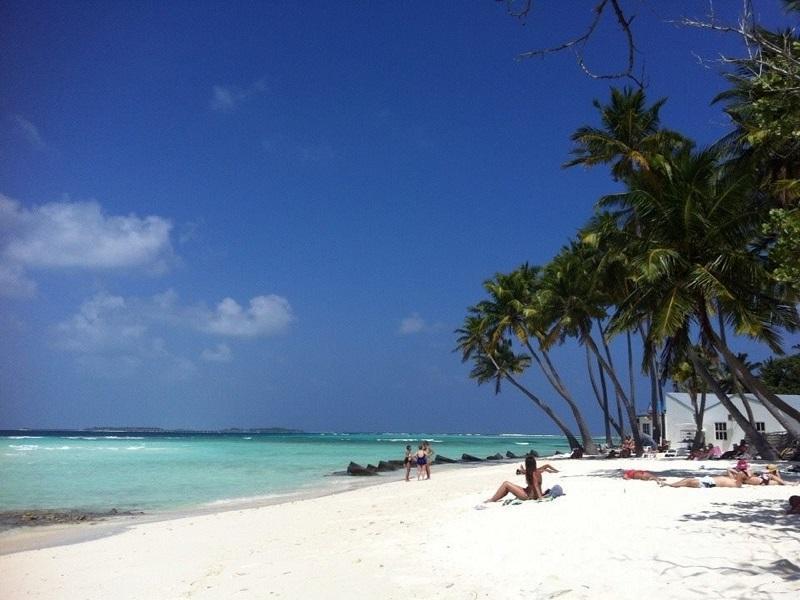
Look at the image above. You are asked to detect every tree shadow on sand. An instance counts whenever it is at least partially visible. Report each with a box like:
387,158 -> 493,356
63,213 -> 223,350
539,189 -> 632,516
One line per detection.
678,497 -> 798,531
577,467 -> 726,479
677,498 -> 800,583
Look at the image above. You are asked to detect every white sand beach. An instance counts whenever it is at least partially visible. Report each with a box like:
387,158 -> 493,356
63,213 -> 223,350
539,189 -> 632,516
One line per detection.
1,458 -> 798,600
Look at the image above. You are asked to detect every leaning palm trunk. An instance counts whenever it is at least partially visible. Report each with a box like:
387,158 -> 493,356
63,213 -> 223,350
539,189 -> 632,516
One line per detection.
480,346 -> 582,449
585,345 -> 618,445
524,340 -> 599,454
700,314 -> 800,438
583,333 -> 643,451
690,390 -> 707,450
639,324 -> 663,443
688,347 -> 778,460
504,373 -> 582,450
597,321 -> 629,438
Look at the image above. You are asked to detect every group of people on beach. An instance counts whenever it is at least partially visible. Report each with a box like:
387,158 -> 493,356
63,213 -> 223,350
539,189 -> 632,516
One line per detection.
403,441 -> 434,481
622,458 -> 790,488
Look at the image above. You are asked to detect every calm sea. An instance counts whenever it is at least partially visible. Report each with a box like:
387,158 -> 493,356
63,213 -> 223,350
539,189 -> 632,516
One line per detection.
0,431 -> 571,514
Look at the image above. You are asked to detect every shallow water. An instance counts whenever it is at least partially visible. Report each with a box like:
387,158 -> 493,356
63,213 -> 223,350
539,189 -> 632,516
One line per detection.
0,431 -> 573,512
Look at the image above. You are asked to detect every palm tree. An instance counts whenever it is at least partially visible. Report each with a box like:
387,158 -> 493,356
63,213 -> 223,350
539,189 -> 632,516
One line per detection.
564,86 -> 689,183
455,313 -> 582,449
481,266 -> 598,454
604,146 -> 800,456
671,355 -> 709,450
538,243 -> 644,451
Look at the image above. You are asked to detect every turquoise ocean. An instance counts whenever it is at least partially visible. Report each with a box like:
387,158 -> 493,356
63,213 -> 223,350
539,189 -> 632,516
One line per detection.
0,431 -> 572,514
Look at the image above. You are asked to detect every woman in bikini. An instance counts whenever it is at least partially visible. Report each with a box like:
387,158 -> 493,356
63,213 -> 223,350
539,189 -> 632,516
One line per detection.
485,455 -> 543,503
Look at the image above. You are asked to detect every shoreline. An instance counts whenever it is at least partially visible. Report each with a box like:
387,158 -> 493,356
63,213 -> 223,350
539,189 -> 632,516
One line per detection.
2,457 -> 798,599
0,457 -> 518,555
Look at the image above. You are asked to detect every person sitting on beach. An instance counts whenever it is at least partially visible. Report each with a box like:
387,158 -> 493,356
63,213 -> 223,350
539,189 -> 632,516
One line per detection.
720,443 -> 740,460
690,444 -> 713,460
659,471 -> 746,488
485,455 -> 543,503
726,458 -> 753,480
741,464 -> 788,486
619,435 -> 635,458
735,439 -> 751,458
622,469 -> 663,482
710,444 -> 722,459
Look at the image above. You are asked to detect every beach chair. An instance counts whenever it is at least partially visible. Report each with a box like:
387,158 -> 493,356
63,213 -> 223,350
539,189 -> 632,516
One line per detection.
641,445 -> 657,458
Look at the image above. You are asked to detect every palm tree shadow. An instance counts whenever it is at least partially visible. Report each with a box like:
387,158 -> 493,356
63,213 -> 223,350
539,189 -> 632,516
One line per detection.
677,499 -> 800,582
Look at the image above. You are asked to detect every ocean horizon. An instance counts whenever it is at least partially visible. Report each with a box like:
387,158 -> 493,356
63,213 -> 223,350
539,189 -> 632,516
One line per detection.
1,430 -> 578,516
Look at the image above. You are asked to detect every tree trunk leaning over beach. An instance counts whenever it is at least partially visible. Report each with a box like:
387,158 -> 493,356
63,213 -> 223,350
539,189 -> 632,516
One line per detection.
455,316 -> 582,449
688,346 -> 778,460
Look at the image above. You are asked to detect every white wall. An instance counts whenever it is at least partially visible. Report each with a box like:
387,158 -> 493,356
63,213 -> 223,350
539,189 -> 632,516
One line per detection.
663,393 -> 800,451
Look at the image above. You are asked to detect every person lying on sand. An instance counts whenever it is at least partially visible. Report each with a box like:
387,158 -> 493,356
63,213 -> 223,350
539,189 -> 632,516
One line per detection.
788,495 -> 800,514
485,455 -> 543,503
659,471 -> 746,488
741,464 -> 789,486
622,469 -> 663,482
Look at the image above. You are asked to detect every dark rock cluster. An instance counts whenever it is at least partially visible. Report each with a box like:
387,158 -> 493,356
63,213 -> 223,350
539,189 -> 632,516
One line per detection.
341,449 -> 539,476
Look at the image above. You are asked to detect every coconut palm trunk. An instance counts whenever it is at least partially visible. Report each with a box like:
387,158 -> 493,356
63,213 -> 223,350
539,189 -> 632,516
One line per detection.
503,373 -> 582,450
699,311 -> 800,437
523,340 -> 598,454
690,390 -> 707,449
583,332 -> 643,451
687,346 -> 778,459
585,345 -> 618,445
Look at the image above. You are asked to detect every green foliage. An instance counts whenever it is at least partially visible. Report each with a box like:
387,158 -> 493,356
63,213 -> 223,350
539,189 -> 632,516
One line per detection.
759,353 -> 800,393
765,207 -> 800,287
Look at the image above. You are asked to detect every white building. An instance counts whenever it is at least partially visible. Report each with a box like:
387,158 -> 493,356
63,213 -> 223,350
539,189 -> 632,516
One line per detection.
661,392 -> 800,451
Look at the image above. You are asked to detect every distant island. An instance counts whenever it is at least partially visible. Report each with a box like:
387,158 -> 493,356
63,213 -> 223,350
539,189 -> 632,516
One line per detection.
84,427 -> 305,434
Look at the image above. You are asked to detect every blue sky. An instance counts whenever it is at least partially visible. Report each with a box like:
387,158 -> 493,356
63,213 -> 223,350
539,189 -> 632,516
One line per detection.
1,1 -> 797,433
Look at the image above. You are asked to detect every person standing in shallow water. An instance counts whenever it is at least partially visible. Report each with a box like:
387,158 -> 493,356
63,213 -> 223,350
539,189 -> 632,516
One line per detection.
403,445 -> 413,482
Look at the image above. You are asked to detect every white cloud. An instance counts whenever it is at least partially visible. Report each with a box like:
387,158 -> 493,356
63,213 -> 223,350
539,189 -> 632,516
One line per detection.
0,195 -> 175,297
201,343 -> 233,363
53,292 -> 142,354
209,79 -> 266,112
9,115 -> 46,149
4,199 -> 173,269
203,295 -> 293,337
53,292 -> 195,380
399,313 -> 426,335
52,290 -> 292,376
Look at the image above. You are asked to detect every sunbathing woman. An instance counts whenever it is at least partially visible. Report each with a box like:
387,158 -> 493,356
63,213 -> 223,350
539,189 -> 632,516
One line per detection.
622,469 -> 663,482
485,455 -> 543,503
741,464 -> 788,486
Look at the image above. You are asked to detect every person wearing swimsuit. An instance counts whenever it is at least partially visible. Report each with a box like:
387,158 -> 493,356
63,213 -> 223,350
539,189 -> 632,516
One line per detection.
415,445 -> 427,480
484,455 -> 543,503
403,445 -> 413,482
